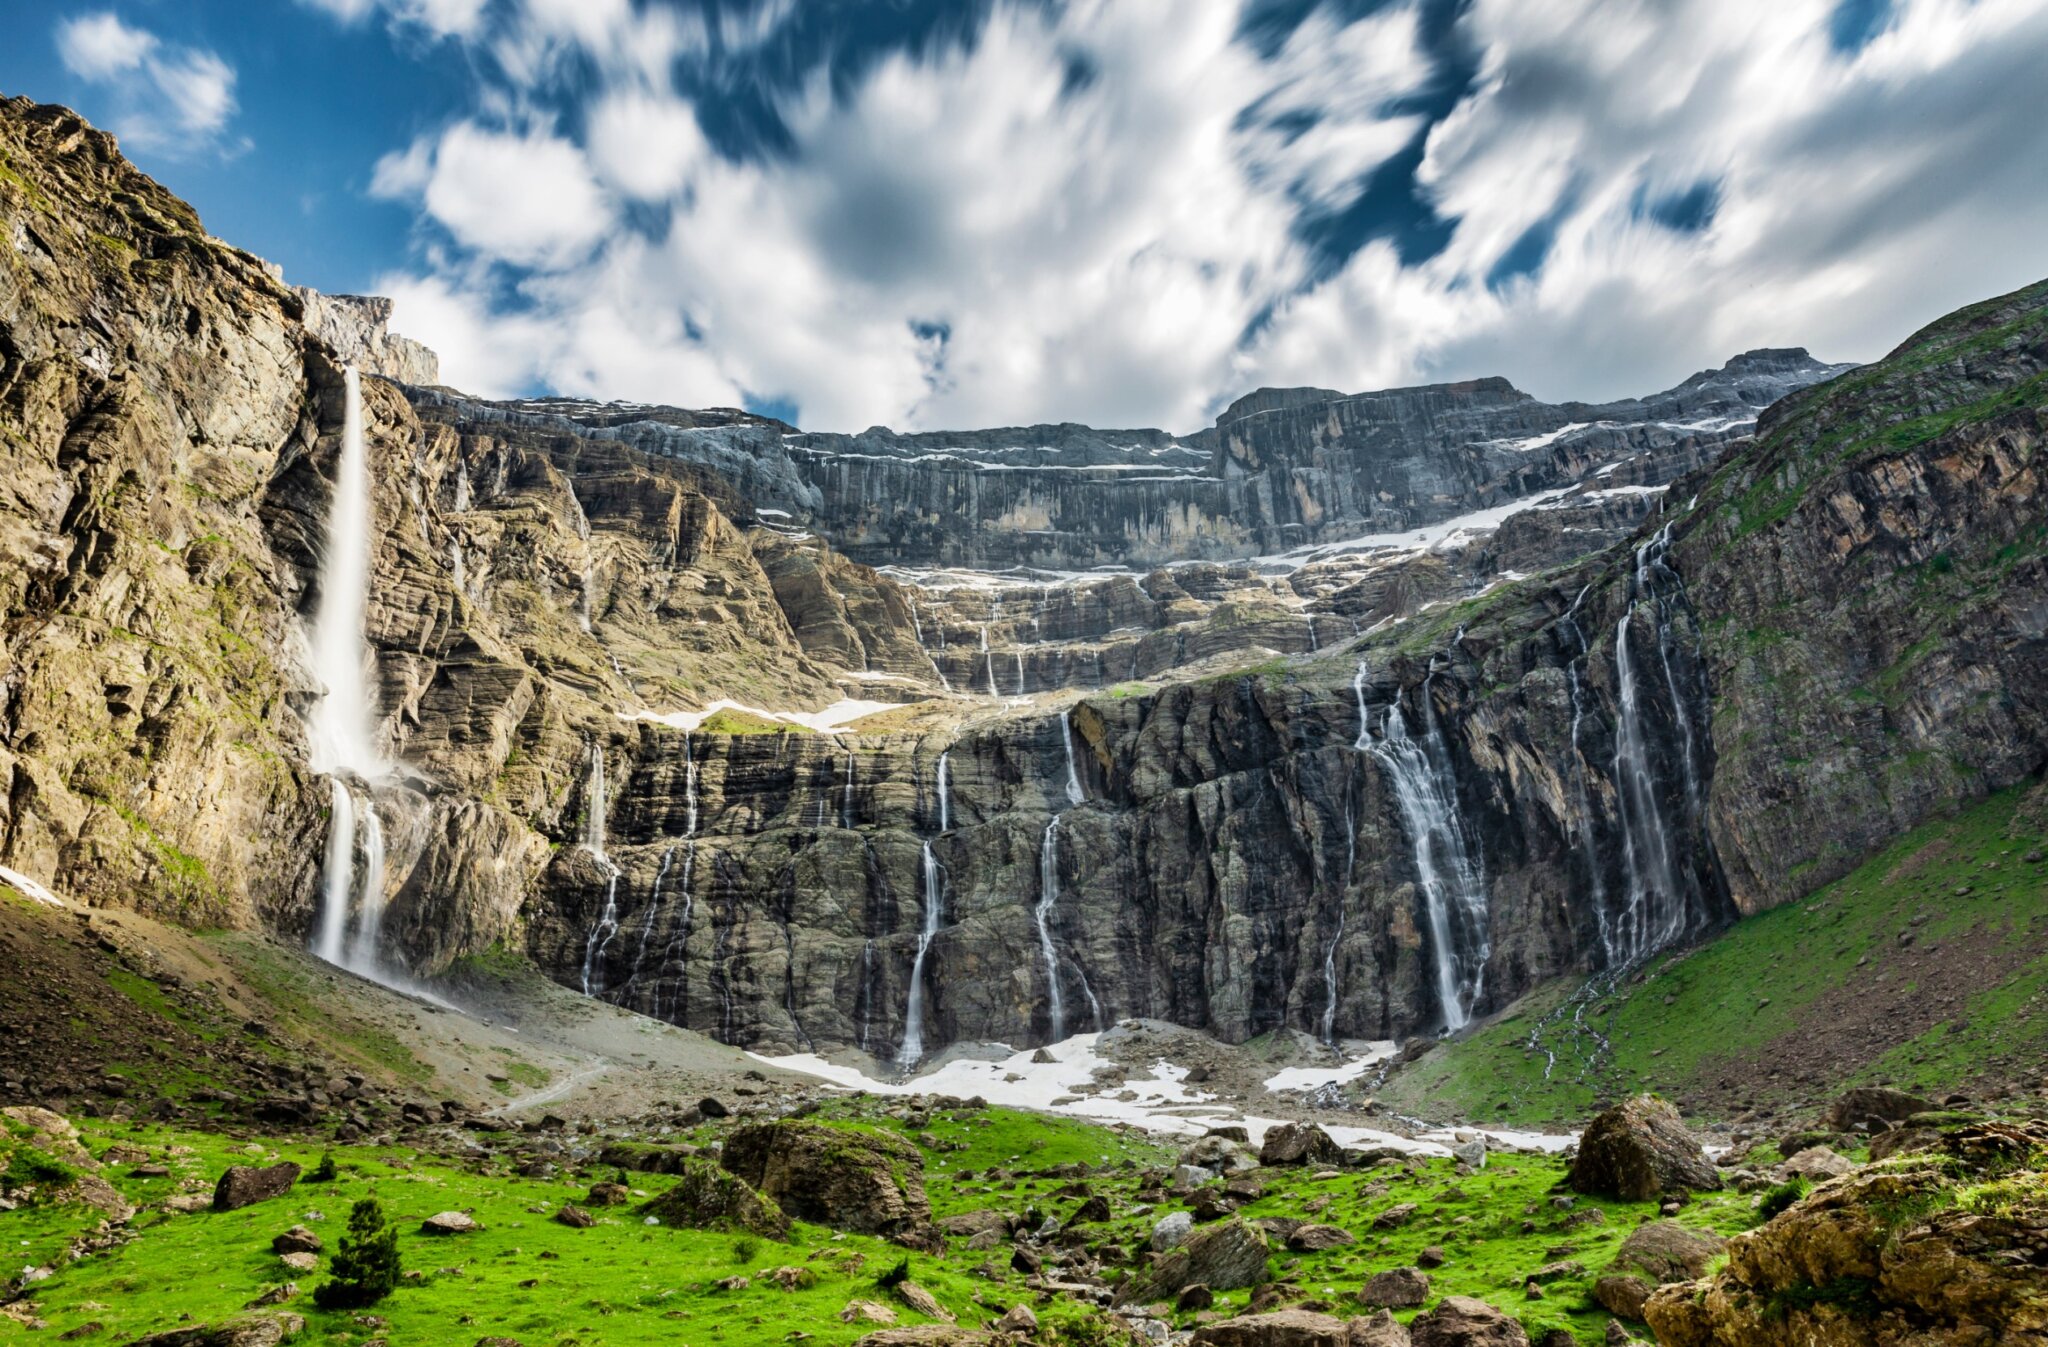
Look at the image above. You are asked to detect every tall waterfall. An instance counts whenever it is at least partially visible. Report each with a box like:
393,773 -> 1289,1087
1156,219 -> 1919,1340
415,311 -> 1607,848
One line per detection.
1557,585 -> 1611,947
841,749 -> 856,829
1035,814 -> 1069,1041
307,367 -> 392,977
1059,710 -> 1085,805
981,625 -> 998,696
578,745 -> 623,996
1357,661 -> 1491,1033
898,841 -> 945,1065
652,733 -> 701,1021
1606,523 -> 1713,966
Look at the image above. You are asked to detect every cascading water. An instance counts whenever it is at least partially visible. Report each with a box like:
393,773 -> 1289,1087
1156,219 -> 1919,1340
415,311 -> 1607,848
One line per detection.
1059,710 -> 1085,805
982,625 -> 998,696
1321,808 -> 1355,1045
898,841 -> 945,1065
578,745 -> 624,996
1357,660 -> 1491,1033
1035,815 -> 1069,1041
841,749 -> 856,828
307,367 -> 393,978
1606,523 -> 1713,966
936,751 -> 951,832
646,732 -> 703,1020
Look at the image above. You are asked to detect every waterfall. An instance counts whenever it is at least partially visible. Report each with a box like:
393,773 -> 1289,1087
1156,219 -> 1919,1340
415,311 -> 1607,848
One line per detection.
1059,710 -> 1085,805
898,841 -> 945,1065
1358,662 -> 1491,1033
306,367 -> 393,978
653,732 -> 702,1021
1307,615 -> 1320,652
578,565 -> 595,633
910,597 -> 951,690
936,751 -> 951,832
1606,524 -> 1712,966
1320,805 -> 1356,1045
1558,585 -> 1611,950
621,843 -> 678,1005
1035,815 -> 1069,1042
841,749 -> 856,828
579,745 -> 624,996
982,625 -> 998,696
1015,650 -> 1026,696
452,458 -> 472,512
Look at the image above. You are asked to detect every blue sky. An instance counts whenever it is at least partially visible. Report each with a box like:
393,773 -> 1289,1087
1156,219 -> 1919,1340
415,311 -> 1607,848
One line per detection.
9,0 -> 2048,432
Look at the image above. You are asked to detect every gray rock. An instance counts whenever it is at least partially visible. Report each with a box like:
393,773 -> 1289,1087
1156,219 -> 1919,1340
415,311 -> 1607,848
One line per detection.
1152,1210 -> 1195,1251
213,1165 -> 300,1213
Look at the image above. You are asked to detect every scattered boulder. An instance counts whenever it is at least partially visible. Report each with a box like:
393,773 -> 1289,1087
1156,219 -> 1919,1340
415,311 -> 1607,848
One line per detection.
1825,1087 -> 1933,1132
938,1210 -> 1008,1239
720,1121 -> 929,1238
243,1285 -> 297,1309
1866,1127 -> 1938,1162
1181,1135 -> 1260,1174
994,1304 -> 1038,1335
270,1227 -> 321,1256
213,1164 -> 301,1213
698,1097 -> 732,1119
1068,1195 -> 1112,1226
1777,1146 -> 1854,1182
584,1181 -> 632,1207
1408,1296 -> 1530,1347
597,1141 -> 699,1175
1152,1210 -> 1195,1251
1178,1285 -> 1215,1312
1259,1124 -> 1344,1169
841,1301 -> 899,1325
277,1253 -> 317,1274
421,1211 -> 481,1235
1567,1097 -> 1720,1201
1415,1246 -> 1446,1269
1115,1218 -> 1270,1306
1609,1221 -> 1723,1283
892,1282 -> 954,1322
126,1313 -> 307,1347
554,1204 -> 595,1229
1359,1268 -> 1429,1309
1191,1309 -> 1352,1347
1286,1224 -> 1354,1252
852,1330 -> 993,1347
1347,1310 -> 1410,1347
1592,1276 -> 1651,1321
1450,1140 -> 1486,1170
640,1159 -> 791,1239
1370,1203 -> 1418,1230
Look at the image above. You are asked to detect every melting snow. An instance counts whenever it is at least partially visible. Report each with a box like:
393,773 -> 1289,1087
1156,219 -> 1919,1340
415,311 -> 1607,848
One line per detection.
628,698 -> 903,734
0,866 -> 65,907
1261,1042 -> 1400,1092
750,1033 -> 1573,1155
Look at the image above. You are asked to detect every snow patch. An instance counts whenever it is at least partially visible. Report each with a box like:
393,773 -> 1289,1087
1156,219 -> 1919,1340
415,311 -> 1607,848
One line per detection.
0,866 -> 65,907
628,698 -> 903,734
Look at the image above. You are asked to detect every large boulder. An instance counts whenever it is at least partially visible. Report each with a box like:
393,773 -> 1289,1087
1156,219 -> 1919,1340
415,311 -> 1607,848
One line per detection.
1825,1087 -> 1934,1132
1644,1123 -> 2048,1347
1191,1310 -> 1352,1347
1408,1297 -> 1529,1347
1259,1123 -> 1344,1168
1610,1221 -> 1725,1282
1359,1267 -> 1430,1309
1567,1097 -> 1720,1200
642,1159 -> 792,1239
1181,1135 -> 1260,1174
1115,1217 -> 1270,1306
1348,1310 -> 1410,1347
1777,1145 -> 1855,1182
720,1121 -> 929,1238
213,1164 -> 301,1212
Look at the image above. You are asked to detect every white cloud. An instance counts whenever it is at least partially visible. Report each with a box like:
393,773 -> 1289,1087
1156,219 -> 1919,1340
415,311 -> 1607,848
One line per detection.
391,123 -> 613,268
55,12 -> 239,155
297,0 -> 487,40
369,0 -> 2048,430
55,13 -> 155,79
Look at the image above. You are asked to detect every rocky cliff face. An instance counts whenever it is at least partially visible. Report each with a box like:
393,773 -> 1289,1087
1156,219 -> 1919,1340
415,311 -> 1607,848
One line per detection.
293,290 -> 440,387
3,96 -> 2040,1069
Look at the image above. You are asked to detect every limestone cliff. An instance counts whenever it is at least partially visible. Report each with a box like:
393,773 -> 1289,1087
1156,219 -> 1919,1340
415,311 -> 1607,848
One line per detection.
2,95 -> 2041,1069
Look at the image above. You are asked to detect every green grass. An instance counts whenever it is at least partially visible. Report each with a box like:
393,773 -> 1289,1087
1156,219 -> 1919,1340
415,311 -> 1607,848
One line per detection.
697,709 -> 796,735
1380,785 -> 2047,1125
0,1105 -> 1767,1347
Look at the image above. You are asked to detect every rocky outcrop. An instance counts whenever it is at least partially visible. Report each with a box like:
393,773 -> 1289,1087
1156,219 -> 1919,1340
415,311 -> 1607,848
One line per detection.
1115,1218 -> 1270,1306
292,290 -> 439,386
718,1121 -> 930,1238
1407,1296 -> 1528,1347
1568,1097 -> 1721,1200
641,1160 -> 791,1238
1645,1124 -> 2048,1346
